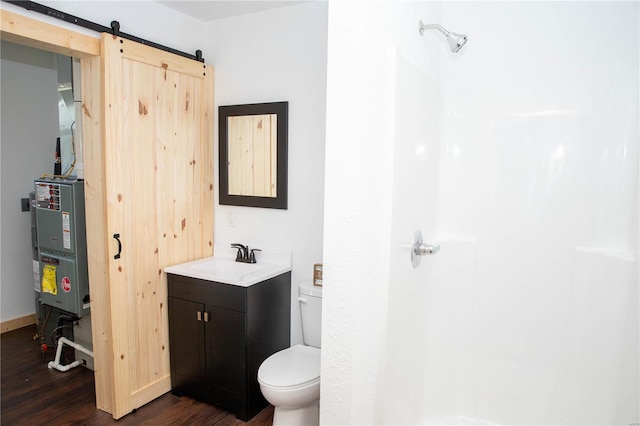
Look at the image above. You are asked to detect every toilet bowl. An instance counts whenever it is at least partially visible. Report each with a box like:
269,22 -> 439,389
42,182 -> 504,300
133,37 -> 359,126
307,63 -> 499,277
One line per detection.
258,284 -> 322,426
258,345 -> 320,425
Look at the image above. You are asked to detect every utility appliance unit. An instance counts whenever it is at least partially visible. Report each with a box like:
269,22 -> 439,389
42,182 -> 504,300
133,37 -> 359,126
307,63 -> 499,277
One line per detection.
34,178 -> 89,317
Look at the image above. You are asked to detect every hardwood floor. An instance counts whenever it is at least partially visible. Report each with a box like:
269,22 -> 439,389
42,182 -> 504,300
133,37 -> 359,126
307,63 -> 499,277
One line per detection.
1,325 -> 274,426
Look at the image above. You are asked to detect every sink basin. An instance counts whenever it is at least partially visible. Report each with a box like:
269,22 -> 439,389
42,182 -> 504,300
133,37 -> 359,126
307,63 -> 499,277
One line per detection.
191,258 -> 265,279
164,254 -> 291,287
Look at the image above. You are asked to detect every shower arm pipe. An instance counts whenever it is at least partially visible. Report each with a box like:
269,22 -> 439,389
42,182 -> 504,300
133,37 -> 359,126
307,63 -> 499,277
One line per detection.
419,22 -> 450,37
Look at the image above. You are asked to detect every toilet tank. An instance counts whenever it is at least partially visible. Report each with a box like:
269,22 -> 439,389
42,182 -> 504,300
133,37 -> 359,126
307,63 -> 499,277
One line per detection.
298,284 -> 322,348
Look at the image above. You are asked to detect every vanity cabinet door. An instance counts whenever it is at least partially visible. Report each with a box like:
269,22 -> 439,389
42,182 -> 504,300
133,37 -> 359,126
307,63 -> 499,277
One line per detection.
168,297 -> 206,395
205,305 -> 246,412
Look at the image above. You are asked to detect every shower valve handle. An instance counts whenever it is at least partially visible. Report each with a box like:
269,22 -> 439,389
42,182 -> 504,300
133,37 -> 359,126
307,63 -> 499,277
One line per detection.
410,229 -> 440,268
415,242 -> 440,256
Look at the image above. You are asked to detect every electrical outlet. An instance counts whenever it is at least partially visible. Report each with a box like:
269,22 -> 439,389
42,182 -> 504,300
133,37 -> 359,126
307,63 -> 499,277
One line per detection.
21,198 -> 30,212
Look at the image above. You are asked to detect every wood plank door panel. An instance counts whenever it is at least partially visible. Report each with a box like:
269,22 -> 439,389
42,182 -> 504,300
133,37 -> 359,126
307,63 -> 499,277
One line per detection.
98,34 -> 214,419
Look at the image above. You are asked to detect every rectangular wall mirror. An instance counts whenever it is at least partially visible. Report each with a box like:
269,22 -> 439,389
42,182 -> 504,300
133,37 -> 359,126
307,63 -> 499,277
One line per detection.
219,102 -> 288,209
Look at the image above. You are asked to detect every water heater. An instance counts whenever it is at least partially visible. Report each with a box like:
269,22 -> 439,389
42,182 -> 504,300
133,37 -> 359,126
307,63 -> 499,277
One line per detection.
34,178 -> 89,317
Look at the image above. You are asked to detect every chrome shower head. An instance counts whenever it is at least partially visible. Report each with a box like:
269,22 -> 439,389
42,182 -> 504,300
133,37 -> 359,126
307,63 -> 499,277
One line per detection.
446,32 -> 467,53
419,20 -> 468,53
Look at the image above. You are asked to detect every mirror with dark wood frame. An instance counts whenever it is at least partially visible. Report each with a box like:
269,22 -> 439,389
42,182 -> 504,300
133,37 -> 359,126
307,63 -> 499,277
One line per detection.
219,101 -> 288,209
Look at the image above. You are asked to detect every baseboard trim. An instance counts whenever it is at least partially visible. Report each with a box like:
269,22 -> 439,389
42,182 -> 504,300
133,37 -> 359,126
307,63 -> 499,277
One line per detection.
1,313 -> 37,334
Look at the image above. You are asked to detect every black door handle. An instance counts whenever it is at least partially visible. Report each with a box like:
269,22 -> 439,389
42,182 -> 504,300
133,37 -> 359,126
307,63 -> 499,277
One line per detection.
113,233 -> 122,259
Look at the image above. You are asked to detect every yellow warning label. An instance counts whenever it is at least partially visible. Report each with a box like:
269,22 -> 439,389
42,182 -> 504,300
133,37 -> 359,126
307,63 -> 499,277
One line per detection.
42,264 -> 57,295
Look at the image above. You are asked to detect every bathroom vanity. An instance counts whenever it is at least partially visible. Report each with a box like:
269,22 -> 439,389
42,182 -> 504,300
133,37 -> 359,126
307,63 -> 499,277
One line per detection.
165,249 -> 291,421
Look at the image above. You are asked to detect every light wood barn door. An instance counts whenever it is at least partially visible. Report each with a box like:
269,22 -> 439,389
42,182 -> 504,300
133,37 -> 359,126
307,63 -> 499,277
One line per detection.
96,34 -> 214,418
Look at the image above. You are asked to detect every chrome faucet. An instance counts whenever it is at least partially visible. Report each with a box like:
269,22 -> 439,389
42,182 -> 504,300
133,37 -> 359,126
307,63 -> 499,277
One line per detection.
231,243 -> 261,264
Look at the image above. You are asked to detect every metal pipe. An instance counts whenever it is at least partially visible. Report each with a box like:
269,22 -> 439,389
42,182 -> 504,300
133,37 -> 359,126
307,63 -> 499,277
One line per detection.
419,22 -> 450,37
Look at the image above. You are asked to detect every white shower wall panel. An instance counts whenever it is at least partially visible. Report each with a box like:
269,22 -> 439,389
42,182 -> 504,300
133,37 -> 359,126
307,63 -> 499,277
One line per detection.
321,1 -> 638,424
417,238 -> 477,423
382,13 -> 445,426
547,248 -> 639,425
436,2 -> 639,424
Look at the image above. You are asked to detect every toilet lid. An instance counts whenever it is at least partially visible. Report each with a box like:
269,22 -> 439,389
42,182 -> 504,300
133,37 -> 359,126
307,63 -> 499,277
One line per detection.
258,345 -> 320,388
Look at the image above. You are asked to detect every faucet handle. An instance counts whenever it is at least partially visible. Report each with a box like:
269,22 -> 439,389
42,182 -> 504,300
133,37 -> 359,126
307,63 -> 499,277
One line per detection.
230,243 -> 247,260
233,248 -> 243,261
249,248 -> 261,264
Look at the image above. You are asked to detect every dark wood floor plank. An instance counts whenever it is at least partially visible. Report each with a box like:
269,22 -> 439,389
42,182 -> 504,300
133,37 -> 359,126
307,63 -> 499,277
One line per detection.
1,325 -> 273,426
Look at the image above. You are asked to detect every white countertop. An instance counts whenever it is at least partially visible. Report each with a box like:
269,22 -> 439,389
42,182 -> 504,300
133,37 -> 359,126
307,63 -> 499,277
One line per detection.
164,243 -> 292,287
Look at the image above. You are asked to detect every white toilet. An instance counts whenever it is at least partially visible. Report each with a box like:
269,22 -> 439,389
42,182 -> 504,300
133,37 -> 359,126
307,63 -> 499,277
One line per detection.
258,283 -> 322,426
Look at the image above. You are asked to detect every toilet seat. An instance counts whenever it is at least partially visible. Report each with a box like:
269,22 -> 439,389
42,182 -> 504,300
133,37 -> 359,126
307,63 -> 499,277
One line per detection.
258,345 -> 320,390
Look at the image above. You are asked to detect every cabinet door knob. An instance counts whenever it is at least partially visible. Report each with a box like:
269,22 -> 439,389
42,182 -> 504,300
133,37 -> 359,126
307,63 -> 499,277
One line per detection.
196,311 -> 202,322
203,312 -> 209,322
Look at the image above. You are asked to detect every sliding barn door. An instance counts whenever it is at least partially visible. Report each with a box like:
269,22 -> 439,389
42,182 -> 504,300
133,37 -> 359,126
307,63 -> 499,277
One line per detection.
87,34 -> 214,419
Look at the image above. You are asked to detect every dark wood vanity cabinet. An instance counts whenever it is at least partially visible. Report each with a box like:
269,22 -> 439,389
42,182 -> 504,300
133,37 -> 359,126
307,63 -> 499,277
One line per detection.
167,272 -> 291,421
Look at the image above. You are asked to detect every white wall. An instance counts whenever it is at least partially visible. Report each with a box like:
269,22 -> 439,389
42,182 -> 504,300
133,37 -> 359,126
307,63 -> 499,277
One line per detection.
205,2 -> 328,346
0,42 -> 60,323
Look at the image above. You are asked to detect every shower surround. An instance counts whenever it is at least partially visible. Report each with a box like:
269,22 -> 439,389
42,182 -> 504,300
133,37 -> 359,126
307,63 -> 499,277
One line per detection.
322,1 -> 639,425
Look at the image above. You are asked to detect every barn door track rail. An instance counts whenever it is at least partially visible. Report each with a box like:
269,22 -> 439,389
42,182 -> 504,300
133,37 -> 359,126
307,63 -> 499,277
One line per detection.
3,0 -> 205,62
